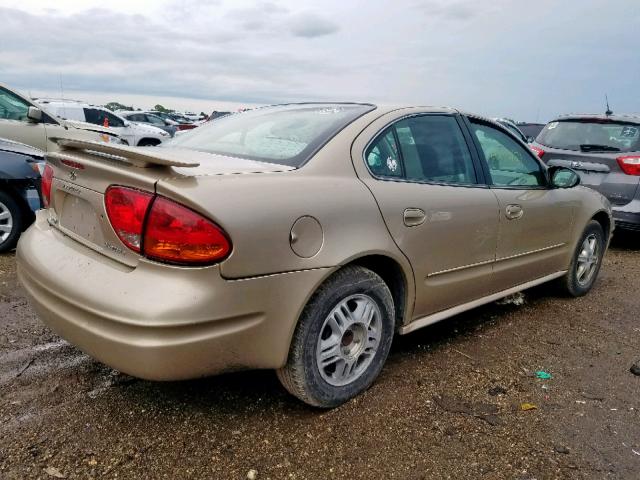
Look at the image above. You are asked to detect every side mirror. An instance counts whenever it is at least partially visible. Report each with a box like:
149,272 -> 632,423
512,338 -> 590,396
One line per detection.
549,166 -> 580,188
27,106 -> 43,123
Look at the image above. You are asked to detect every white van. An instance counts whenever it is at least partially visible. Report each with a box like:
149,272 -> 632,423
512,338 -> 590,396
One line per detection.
37,100 -> 170,146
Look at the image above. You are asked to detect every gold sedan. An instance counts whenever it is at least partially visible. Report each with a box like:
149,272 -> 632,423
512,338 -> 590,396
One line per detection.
17,104 -> 612,407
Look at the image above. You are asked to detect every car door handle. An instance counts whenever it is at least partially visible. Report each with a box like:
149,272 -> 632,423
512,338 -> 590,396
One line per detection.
505,204 -> 524,220
403,208 -> 426,226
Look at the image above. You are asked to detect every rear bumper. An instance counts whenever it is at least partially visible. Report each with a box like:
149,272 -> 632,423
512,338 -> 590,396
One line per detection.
612,198 -> 640,231
17,211 -> 334,380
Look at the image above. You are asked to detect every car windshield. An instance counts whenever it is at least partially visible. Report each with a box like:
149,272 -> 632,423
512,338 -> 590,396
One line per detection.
166,104 -> 375,167
537,119 -> 640,152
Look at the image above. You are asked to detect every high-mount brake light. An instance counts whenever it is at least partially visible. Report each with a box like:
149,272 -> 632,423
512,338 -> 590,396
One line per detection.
104,186 -> 231,264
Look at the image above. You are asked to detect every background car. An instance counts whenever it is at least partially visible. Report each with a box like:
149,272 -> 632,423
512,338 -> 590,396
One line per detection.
531,114 -> 640,231
494,118 -> 531,143
0,138 -> 43,252
18,103 -> 611,408
208,111 -> 231,122
517,122 -> 546,140
37,100 -> 170,146
0,84 -> 122,152
118,111 -> 177,137
147,111 -> 198,131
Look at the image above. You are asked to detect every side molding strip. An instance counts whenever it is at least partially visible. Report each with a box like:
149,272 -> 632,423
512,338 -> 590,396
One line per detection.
400,270 -> 567,335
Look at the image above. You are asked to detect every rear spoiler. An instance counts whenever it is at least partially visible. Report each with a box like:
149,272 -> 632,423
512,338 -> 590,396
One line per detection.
48,138 -> 200,168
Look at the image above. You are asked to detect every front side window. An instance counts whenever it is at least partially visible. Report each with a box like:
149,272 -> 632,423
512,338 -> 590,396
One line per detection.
470,120 -> 545,187
0,87 -> 30,121
365,115 -> 477,185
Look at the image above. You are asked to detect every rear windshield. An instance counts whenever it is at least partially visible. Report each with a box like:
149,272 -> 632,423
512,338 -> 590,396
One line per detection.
165,104 -> 375,167
536,119 -> 640,152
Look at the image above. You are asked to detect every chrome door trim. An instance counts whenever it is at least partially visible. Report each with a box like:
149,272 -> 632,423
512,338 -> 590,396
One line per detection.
426,242 -> 565,278
401,270 -> 567,334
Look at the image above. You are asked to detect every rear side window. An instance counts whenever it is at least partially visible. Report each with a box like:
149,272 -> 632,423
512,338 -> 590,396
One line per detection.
167,104 -> 375,167
83,108 -> 125,128
365,115 -> 477,185
537,120 -> 640,152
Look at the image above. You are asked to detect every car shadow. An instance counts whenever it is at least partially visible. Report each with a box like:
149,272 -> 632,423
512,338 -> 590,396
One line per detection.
609,230 -> 640,251
109,291 -> 547,413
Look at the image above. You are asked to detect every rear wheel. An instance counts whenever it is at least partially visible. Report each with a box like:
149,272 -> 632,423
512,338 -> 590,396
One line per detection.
558,220 -> 605,297
277,265 -> 395,408
0,191 -> 23,253
137,138 -> 160,147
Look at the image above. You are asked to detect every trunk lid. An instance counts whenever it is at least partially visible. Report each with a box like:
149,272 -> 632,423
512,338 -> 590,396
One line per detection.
45,140 -> 293,266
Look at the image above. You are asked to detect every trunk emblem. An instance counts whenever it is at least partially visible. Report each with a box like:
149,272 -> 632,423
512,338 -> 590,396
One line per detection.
69,171 -> 77,181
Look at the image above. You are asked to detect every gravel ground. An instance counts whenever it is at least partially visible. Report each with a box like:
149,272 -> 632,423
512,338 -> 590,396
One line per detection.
1,234 -> 639,479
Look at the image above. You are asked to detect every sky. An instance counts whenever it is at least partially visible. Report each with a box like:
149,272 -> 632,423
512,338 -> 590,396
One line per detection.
2,0 -> 639,121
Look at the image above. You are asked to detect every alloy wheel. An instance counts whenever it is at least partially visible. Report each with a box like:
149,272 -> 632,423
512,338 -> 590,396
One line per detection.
576,233 -> 599,286
0,200 -> 14,244
316,294 -> 382,387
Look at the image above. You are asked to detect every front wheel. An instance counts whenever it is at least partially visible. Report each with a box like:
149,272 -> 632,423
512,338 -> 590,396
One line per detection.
277,266 -> 395,408
558,220 -> 606,297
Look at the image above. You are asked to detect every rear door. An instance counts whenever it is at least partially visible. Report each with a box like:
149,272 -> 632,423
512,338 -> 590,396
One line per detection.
535,119 -> 640,207
467,117 -> 577,289
353,112 -> 500,318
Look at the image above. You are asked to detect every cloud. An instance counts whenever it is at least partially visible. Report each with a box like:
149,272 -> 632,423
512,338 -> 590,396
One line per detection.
287,12 -> 340,38
1,0 -> 640,121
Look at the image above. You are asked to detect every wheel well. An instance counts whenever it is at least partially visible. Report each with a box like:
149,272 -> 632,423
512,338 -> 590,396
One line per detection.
137,138 -> 160,146
346,255 -> 407,327
592,211 -> 611,239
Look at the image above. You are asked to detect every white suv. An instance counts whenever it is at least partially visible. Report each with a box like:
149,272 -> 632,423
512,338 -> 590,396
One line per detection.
37,100 -> 170,146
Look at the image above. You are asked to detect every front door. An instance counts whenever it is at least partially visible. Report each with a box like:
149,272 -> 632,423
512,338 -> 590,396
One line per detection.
467,118 -> 576,289
0,86 -> 48,150
355,113 -> 500,318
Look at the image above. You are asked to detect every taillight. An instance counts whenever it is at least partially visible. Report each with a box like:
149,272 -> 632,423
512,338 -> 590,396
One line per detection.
41,164 -> 54,208
617,156 -> 640,176
104,186 -> 231,265
530,145 -> 545,159
144,197 -> 231,265
105,187 -> 153,253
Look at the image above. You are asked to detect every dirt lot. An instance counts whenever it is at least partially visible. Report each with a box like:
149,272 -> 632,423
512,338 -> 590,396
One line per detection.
1,235 -> 639,480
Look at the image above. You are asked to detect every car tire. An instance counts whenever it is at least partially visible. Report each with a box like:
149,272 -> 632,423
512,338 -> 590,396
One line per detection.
137,139 -> 160,147
0,191 -> 23,253
277,265 -> 395,408
558,220 -> 605,297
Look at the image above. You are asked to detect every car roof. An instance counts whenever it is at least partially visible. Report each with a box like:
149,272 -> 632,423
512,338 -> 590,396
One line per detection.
551,113 -> 640,124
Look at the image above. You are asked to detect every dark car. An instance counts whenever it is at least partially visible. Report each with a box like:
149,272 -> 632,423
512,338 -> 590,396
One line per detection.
119,111 -> 178,137
0,138 -> 44,252
494,118 -> 530,143
517,122 -> 545,140
531,114 -> 640,231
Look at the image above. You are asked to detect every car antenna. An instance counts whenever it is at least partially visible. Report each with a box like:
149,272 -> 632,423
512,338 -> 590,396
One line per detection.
605,94 -> 613,116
